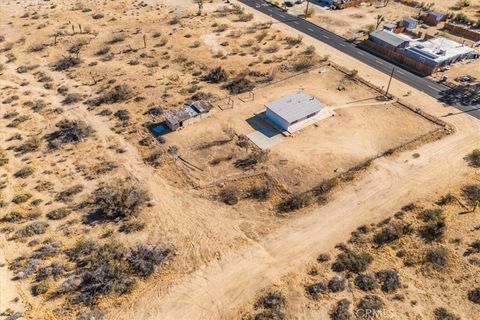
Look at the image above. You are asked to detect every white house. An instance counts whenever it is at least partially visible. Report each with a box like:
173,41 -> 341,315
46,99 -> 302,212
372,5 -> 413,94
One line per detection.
265,92 -> 334,133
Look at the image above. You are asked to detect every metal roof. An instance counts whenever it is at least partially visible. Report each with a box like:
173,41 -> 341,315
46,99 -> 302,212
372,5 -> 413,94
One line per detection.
403,17 -> 418,23
265,92 -> 325,123
370,29 -> 410,47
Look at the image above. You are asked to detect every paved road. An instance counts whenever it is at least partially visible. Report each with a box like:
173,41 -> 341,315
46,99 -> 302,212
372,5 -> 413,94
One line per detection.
238,0 -> 480,119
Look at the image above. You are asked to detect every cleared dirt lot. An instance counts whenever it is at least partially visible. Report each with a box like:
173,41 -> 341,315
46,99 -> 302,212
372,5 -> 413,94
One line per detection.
163,65 -> 440,192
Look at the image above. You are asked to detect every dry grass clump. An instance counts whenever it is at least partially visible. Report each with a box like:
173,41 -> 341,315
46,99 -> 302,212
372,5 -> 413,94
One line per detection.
13,166 -> 34,179
24,99 -> 47,112
55,184 -> 84,202
46,208 -> 71,220
15,221 -> 49,238
12,193 -> 32,204
0,148 -> 9,167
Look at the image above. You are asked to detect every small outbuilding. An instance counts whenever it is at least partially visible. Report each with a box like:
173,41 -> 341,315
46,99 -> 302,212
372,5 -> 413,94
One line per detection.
265,92 -> 334,133
165,100 -> 213,131
402,17 -> 418,30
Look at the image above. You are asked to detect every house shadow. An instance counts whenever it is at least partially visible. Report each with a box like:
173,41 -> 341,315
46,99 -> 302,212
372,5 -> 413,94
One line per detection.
245,112 -> 281,138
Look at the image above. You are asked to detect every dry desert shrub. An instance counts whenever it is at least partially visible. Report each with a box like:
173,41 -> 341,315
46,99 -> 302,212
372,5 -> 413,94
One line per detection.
433,307 -> 460,320
218,186 -> 240,205
53,55 -> 81,71
466,149 -> 480,168
91,183 -> 150,220
332,250 -> 373,273
55,184 -> 84,202
86,84 -> 133,107
13,137 -> 39,155
203,67 -> 228,83
13,166 -> 34,179
46,208 -> 71,220
45,119 -> 93,149
329,299 -> 351,320
234,149 -> 268,170
356,295 -> 383,319
277,192 -> 311,213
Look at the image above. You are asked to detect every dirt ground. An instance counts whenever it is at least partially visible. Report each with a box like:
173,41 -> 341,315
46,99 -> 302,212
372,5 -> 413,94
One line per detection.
239,173 -> 480,320
167,65 -> 439,193
0,0 -> 479,319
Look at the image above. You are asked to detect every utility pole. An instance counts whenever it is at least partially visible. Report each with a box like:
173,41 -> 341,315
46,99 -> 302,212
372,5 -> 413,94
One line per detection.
305,0 -> 310,19
385,67 -> 395,98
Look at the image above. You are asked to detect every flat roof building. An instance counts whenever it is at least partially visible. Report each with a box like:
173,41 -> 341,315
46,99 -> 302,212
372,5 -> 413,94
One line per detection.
369,29 -> 412,49
265,92 -> 334,133
405,37 -> 476,67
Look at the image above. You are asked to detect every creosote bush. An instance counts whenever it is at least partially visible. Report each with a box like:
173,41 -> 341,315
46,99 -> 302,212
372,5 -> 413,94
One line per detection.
355,273 -> 377,291
375,269 -> 400,293
419,213 -> 446,243
373,222 -> 413,246
53,55 -> 81,71
219,186 -> 240,205
128,245 -> 171,277
277,192 -> 311,213
306,281 -> 327,299
86,84 -> 133,107
61,240 -> 170,305
45,119 -> 93,149
222,74 -> 254,94
425,248 -> 449,267
15,221 -> 49,238
203,67 -> 228,83
433,307 -> 460,320
356,295 -> 383,318
56,184 -> 84,202
462,184 -> 480,205
330,298 -> 351,320
468,287 -> 480,304
92,183 -> 150,220
332,250 -> 373,273
466,149 -> 480,167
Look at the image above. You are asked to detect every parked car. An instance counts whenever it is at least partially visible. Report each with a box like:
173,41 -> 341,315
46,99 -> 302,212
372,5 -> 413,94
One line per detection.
455,75 -> 477,83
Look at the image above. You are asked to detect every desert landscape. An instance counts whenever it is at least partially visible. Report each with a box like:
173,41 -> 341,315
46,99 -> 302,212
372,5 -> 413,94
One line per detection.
0,0 -> 479,320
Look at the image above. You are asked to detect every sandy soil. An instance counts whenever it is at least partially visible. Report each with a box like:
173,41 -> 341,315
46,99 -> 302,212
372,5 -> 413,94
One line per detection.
0,0 -> 478,319
239,172 -> 480,320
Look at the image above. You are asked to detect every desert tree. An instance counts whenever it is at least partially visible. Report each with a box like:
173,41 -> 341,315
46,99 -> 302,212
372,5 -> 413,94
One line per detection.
193,0 -> 204,16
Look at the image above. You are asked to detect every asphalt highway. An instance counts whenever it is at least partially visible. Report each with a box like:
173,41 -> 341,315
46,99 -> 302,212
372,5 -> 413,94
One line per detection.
238,0 -> 480,119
